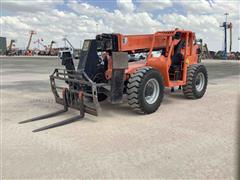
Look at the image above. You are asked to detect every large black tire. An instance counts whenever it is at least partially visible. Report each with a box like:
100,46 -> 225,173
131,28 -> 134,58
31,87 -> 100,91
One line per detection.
183,64 -> 208,99
127,67 -> 164,114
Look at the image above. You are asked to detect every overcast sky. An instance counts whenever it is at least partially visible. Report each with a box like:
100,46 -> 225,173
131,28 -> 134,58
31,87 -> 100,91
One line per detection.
1,0 -> 239,51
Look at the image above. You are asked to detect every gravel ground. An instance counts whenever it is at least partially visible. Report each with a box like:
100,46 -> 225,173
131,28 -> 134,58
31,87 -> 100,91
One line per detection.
1,57 -> 239,179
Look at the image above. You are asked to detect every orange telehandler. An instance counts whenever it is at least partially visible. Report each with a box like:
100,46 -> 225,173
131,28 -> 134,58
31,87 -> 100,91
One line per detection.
20,29 -> 208,132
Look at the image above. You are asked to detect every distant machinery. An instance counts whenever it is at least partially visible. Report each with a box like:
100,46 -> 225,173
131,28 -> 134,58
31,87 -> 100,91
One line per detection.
196,39 -> 211,60
6,39 -> 17,55
0,37 -> 7,55
62,37 -> 80,58
48,40 -> 57,55
34,38 -> 47,50
202,43 -> 211,59
33,39 -> 58,56
49,40 -> 56,50
63,37 -> 74,51
8,39 -> 16,51
33,38 -> 47,55
26,30 -> 36,52
220,13 -> 232,59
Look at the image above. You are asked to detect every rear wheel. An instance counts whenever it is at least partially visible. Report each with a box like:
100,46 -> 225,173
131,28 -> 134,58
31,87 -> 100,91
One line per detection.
183,64 -> 208,99
127,67 -> 164,114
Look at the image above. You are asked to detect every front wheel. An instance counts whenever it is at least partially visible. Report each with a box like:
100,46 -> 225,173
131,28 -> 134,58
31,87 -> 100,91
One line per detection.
183,64 -> 208,99
127,67 -> 164,114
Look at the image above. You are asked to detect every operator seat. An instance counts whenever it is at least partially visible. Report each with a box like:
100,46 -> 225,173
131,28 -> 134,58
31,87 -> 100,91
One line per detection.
171,40 -> 185,66
169,40 -> 185,80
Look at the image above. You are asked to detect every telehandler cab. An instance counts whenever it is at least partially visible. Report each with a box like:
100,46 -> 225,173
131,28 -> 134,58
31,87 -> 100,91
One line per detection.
20,29 -> 208,132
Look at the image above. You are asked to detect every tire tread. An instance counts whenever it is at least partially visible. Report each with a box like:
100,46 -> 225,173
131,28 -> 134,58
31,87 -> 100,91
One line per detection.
183,64 -> 208,99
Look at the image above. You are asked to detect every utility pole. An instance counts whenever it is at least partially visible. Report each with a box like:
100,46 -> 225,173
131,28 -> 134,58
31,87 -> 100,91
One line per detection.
224,13 -> 228,60
220,13 -> 229,60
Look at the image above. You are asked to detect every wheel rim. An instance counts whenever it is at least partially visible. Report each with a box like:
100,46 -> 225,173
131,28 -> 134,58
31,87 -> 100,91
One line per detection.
195,72 -> 205,92
144,78 -> 160,104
